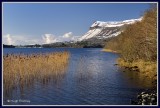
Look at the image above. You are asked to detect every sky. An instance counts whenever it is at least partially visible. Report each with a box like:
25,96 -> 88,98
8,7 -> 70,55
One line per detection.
3,2 -> 151,45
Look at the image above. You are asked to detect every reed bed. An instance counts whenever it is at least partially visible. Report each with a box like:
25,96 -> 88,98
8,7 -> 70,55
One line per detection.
3,51 -> 70,96
117,58 -> 157,81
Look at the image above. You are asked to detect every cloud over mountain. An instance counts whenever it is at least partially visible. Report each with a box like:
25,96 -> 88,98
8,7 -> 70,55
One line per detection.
62,32 -> 73,38
3,32 -> 80,45
3,34 -> 14,45
42,34 -> 58,44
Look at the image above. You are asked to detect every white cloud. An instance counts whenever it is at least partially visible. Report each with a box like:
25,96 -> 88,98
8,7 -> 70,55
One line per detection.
3,34 -> 42,45
62,32 -> 73,38
71,36 -> 80,41
42,32 -> 80,42
42,34 -> 58,44
3,34 -> 15,45
3,32 -> 81,45
6,34 -> 13,45
61,32 -> 80,42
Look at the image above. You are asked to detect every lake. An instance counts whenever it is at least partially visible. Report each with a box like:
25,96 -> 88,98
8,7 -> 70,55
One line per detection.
3,48 -> 153,105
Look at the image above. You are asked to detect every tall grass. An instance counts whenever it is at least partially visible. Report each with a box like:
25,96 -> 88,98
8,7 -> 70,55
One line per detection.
117,58 -> 157,80
3,51 -> 70,96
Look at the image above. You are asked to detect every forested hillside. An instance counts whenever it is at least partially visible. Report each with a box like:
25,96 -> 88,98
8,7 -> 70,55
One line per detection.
104,5 -> 157,80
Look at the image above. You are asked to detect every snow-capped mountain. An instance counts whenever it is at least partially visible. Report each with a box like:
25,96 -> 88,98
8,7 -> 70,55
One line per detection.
78,17 -> 142,41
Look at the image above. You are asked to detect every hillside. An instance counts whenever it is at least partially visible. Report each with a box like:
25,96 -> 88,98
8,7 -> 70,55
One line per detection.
78,18 -> 142,41
104,5 -> 157,81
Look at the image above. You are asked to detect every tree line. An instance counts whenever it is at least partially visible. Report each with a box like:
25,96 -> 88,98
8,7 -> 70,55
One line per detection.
105,5 -> 157,63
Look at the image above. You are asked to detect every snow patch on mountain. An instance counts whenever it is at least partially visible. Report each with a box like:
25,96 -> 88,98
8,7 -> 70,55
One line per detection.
91,18 -> 142,28
78,17 -> 142,41
97,31 -> 122,39
78,28 -> 101,41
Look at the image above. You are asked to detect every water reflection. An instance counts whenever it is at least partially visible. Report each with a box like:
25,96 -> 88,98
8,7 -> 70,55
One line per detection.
3,48 -> 154,105
75,56 -> 94,82
118,67 -> 153,88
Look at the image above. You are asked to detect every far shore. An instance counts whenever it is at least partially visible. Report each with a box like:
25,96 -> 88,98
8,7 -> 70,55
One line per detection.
101,49 -> 118,53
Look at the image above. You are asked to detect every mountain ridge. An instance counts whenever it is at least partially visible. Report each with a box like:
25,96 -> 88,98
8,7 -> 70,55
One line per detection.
78,17 -> 142,41
10,17 -> 143,48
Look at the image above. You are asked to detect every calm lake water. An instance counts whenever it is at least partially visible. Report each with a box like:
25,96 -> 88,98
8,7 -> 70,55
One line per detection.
3,48 -> 152,105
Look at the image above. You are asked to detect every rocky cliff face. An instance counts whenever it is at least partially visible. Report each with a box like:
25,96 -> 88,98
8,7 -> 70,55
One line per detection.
78,18 -> 142,41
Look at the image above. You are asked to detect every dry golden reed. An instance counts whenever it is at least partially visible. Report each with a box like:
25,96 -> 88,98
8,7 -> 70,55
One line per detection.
101,49 -> 118,53
3,51 -> 70,95
117,58 -> 157,80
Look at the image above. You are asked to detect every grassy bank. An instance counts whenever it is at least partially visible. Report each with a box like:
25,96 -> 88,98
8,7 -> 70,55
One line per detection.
3,51 -> 70,95
117,58 -> 157,81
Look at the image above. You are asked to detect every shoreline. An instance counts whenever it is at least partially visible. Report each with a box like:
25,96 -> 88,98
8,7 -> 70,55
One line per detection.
117,58 -> 157,81
101,49 -> 118,53
115,58 -> 157,105
131,83 -> 157,105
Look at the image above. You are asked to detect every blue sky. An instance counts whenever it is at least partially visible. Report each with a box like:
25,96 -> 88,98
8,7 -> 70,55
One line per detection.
3,3 -> 150,45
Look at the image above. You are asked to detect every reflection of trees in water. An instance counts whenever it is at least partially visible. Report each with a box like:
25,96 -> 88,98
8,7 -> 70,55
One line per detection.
3,52 -> 70,99
118,67 -> 153,88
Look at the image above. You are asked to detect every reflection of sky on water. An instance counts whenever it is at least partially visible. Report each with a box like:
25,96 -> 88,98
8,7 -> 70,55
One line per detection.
3,48 -> 154,105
